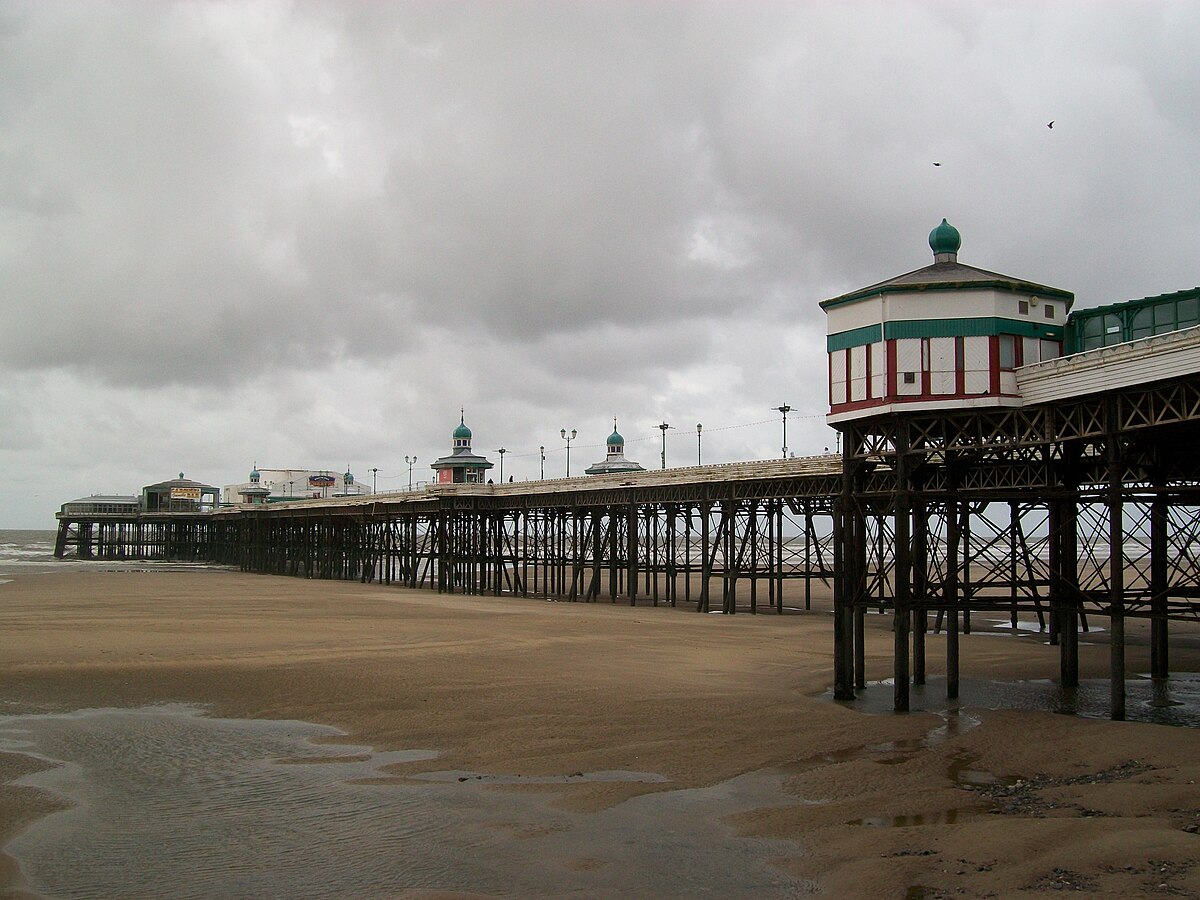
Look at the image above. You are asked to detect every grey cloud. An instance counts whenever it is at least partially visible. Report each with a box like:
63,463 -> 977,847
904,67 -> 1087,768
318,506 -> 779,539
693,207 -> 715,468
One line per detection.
3,1 -> 1199,526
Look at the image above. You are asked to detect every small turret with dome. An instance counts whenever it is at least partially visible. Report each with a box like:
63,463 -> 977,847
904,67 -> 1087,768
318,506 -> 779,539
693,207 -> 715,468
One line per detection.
333,465 -> 356,497
820,218 -> 1074,424
239,462 -> 270,503
431,410 -> 493,484
585,418 -> 645,475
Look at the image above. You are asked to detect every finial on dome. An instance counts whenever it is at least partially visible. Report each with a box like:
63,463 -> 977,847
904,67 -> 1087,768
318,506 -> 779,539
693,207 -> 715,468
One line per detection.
929,218 -> 961,262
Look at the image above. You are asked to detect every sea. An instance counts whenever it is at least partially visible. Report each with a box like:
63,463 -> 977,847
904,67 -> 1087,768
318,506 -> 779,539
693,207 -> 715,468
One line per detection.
0,529 -> 227,581
0,529 -> 61,578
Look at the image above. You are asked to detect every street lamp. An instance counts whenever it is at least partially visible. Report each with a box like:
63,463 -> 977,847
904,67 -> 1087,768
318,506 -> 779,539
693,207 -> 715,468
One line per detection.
539,445 -> 545,480
404,455 -> 417,491
496,447 -> 507,482
696,423 -> 703,465
371,467 -> 378,493
658,422 -> 670,469
776,404 -> 792,459
560,428 -> 576,476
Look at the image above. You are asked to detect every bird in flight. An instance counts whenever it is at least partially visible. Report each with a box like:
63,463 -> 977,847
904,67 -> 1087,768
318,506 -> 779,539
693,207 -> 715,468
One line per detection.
1047,121 -> 1054,129
932,161 -> 942,166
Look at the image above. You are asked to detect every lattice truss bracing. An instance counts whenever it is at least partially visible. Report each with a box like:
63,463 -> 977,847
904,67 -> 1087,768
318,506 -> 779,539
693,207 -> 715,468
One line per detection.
159,497 -> 839,616
832,371 -> 1200,718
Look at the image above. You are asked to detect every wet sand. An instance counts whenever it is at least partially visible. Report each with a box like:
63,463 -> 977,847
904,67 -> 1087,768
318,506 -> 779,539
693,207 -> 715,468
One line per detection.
2,569 -> 1199,898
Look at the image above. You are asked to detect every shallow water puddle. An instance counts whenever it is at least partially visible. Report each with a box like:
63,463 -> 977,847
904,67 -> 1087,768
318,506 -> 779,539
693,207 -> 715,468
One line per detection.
1,705 -> 814,899
831,674 -> 1200,727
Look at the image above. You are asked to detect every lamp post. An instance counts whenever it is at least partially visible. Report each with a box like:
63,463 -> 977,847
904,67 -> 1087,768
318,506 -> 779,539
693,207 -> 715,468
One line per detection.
560,428 -> 576,477
496,447 -> 506,482
371,467 -> 378,493
658,422 -> 670,469
539,445 -> 545,480
696,423 -> 703,465
404,455 -> 417,491
776,404 -> 792,459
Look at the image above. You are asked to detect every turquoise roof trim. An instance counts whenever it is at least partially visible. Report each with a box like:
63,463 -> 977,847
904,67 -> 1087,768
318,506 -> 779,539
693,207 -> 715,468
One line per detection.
829,318 -> 1063,351
884,317 -> 1064,341
827,324 -> 883,352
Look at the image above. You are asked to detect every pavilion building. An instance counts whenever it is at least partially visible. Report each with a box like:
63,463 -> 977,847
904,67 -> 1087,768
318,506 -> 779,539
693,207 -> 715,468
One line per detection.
141,473 -> 220,512
431,413 -> 493,484
237,465 -> 271,504
585,421 -> 646,475
821,219 -> 1074,424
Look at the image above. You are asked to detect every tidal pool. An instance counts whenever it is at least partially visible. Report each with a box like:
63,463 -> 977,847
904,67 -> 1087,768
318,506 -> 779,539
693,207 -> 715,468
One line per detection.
1,705 -> 813,899
832,674 -> 1200,727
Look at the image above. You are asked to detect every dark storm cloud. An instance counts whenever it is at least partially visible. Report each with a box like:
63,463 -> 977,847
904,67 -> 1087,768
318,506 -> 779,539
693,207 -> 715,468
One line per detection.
3,1 -> 1199,526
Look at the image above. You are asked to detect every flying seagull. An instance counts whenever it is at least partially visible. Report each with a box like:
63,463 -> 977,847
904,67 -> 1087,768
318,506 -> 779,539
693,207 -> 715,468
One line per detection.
1047,121 -> 1054,129
932,161 -> 942,166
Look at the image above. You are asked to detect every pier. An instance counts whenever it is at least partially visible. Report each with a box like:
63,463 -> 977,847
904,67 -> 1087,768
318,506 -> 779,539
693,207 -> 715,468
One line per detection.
214,456 -> 841,614
53,223 -> 1200,719
53,353 -> 1200,720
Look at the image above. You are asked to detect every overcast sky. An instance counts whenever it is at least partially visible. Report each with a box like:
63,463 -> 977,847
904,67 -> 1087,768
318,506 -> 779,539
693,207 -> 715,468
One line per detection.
3,1 -> 1198,527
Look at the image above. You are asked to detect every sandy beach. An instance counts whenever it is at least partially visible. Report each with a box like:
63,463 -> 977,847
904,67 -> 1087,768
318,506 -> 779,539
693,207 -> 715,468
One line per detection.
2,568 -> 1199,898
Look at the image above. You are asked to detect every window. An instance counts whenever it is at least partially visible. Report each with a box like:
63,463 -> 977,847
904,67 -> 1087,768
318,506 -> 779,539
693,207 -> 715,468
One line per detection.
1179,297 -> 1199,329
1044,305 -> 1054,319
999,334 -> 1017,370
1080,315 -> 1102,350
1154,302 -> 1176,334
1018,300 -> 1029,315
903,372 -> 916,384
1131,308 -> 1153,341
1103,314 -> 1123,346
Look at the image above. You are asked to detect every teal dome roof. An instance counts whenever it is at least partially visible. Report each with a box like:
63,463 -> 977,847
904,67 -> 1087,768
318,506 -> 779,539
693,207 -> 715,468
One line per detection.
249,466 -> 260,482
607,429 -> 623,447
344,468 -> 354,483
929,218 -> 961,255
453,420 -> 472,440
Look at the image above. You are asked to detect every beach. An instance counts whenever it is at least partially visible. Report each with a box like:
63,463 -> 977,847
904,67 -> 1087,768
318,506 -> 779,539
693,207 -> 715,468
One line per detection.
2,567 -> 1199,898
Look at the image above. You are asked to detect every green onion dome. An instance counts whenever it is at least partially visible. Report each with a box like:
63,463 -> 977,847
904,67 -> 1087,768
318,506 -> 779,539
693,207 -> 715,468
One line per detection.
928,218 -> 961,256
